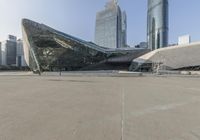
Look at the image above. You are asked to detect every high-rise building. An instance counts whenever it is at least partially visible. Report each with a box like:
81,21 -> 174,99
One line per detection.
1,35 -> 17,66
121,11 -> 127,48
16,39 -> 27,67
1,35 -> 26,67
95,0 -> 127,48
147,0 -> 169,50
178,35 -> 191,45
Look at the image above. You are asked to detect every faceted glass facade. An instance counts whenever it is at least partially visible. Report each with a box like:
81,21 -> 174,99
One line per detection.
147,0 -> 168,50
22,19 -> 147,72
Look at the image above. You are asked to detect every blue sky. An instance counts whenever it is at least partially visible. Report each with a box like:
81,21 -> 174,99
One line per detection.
0,0 -> 200,46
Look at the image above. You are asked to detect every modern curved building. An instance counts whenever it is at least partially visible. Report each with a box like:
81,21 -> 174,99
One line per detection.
22,19 -> 148,72
147,0 -> 169,50
130,42 -> 200,72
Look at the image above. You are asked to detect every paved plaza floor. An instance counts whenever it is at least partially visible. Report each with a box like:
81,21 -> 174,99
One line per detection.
0,74 -> 200,140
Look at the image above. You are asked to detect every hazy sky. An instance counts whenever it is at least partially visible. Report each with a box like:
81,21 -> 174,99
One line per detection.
0,0 -> 200,46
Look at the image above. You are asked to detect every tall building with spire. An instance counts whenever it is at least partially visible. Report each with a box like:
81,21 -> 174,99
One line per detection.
147,0 -> 169,50
95,0 -> 127,48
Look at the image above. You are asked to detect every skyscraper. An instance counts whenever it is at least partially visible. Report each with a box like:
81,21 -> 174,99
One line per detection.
16,39 -> 27,67
1,35 -> 17,66
95,0 -> 127,48
147,0 -> 169,50
121,11 -> 127,48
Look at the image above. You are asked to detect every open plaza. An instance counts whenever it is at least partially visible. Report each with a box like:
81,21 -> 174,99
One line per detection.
1,0 -> 200,139
0,73 -> 200,140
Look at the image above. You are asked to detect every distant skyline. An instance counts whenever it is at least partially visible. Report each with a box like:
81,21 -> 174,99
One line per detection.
1,0 -> 200,46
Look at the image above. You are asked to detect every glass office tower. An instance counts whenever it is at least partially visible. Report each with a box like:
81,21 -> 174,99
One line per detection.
121,11 -> 127,48
95,0 -> 127,48
147,0 -> 168,50
1,35 -> 17,66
